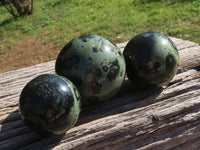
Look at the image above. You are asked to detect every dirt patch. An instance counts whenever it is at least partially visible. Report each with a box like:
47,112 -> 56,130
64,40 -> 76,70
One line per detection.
0,35 -> 62,73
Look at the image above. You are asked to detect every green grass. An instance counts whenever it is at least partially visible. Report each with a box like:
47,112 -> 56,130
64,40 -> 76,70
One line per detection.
0,0 -> 200,70
0,0 -> 200,48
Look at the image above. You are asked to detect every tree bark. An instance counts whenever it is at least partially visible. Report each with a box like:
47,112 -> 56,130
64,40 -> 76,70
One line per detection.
4,0 -> 33,17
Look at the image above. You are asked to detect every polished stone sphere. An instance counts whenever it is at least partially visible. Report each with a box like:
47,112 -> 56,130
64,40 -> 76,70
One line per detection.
55,35 -> 126,107
19,74 -> 81,136
123,32 -> 179,88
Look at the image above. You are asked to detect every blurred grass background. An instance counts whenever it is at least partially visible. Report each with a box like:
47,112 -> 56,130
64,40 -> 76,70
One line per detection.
0,0 -> 199,72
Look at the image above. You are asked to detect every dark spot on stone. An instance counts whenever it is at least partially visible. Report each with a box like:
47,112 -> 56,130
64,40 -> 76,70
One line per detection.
81,45 -> 84,47
120,71 -> 123,77
107,71 -> 116,81
82,38 -> 88,42
100,48 -> 104,52
166,54 -> 175,71
113,59 -> 119,66
95,68 -> 102,77
63,55 -> 80,70
88,57 -> 93,62
118,51 -> 122,56
64,95 -> 74,112
93,47 -> 98,53
62,95 -> 74,116
103,65 -> 108,72
91,81 -> 102,94
84,35 -> 94,38
108,61 -> 112,65
79,35 -> 94,43
107,59 -> 120,81
100,41 -> 106,47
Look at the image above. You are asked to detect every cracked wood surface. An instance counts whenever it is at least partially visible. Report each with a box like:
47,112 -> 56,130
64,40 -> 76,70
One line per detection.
0,37 -> 200,150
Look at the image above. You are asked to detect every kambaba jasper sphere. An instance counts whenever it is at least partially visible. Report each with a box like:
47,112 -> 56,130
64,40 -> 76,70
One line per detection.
55,35 -> 126,107
123,32 -> 179,88
19,74 -> 81,136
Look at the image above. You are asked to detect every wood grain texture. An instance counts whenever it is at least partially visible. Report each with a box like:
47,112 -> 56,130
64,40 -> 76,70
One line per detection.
0,37 -> 200,150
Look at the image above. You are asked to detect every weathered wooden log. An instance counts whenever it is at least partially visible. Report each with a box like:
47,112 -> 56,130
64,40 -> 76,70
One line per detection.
0,37 -> 200,150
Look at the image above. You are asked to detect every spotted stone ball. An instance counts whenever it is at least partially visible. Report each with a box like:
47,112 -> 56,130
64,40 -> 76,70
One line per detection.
19,74 -> 81,136
123,32 -> 179,88
55,35 -> 126,107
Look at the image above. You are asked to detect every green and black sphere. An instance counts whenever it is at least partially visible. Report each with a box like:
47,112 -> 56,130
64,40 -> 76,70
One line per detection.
123,32 -> 179,88
19,74 -> 81,136
55,35 -> 126,107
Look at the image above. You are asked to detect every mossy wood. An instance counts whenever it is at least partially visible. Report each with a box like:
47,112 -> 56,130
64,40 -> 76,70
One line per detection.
0,37 -> 200,149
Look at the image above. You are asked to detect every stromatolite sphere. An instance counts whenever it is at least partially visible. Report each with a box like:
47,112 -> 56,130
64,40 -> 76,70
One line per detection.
55,35 -> 126,107
19,74 -> 81,136
123,32 -> 179,88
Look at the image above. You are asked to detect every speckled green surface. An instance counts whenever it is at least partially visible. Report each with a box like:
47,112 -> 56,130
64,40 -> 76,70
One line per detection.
123,32 -> 179,88
19,74 -> 81,136
55,35 -> 126,107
